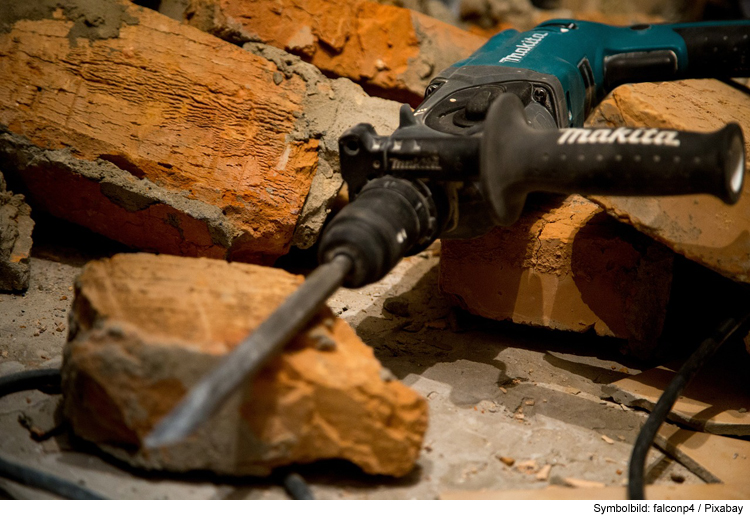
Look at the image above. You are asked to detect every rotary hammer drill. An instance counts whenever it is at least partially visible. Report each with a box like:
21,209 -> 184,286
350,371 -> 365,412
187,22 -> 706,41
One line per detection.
324,18 -> 749,287
147,19 -> 749,447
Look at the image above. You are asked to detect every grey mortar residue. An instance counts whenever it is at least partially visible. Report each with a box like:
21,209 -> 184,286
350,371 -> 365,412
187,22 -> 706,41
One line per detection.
0,170 -> 34,291
403,15 -> 483,96
243,43 -> 402,249
0,131 -> 238,249
0,0 -> 138,46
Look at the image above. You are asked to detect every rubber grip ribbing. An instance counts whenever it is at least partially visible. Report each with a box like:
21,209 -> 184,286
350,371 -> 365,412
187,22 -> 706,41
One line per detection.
481,94 -> 745,226
318,177 -> 437,288
674,24 -> 750,78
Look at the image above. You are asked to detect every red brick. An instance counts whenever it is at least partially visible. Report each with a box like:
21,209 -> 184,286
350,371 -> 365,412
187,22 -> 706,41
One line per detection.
174,0 -> 487,106
586,79 -> 750,283
62,253 -> 427,476
439,195 -> 673,348
0,0 -> 401,262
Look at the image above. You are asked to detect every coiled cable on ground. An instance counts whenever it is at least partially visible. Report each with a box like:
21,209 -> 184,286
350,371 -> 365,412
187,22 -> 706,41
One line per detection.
0,368 -> 107,499
627,309 -> 750,500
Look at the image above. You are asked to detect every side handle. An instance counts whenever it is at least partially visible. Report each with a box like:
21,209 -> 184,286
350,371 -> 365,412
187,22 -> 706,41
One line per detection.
481,94 -> 745,226
673,23 -> 750,79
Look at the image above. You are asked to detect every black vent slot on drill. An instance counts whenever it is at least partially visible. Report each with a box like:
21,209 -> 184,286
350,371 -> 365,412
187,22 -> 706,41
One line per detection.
578,57 -> 596,118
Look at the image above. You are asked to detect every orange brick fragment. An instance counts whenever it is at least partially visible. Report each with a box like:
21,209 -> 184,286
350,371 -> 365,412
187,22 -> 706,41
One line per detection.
439,195 -> 673,349
63,253 -> 428,477
0,1 -> 401,262
177,0 -> 486,106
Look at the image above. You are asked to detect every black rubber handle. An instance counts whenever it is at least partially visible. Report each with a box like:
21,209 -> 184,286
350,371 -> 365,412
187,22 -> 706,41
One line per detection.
481,94 -> 746,226
674,24 -> 750,78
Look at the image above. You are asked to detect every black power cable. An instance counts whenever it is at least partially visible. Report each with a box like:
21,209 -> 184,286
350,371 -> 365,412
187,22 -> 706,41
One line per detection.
0,368 -> 108,500
627,309 -> 750,500
0,454 -> 106,500
0,368 -> 61,398
1,368 -> 314,499
282,472 -> 315,500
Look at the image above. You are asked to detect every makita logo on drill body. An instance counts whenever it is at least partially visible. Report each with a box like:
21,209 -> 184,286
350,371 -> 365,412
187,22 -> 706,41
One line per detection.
390,156 -> 441,171
557,128 -> 681,147
499,33 -> 548,63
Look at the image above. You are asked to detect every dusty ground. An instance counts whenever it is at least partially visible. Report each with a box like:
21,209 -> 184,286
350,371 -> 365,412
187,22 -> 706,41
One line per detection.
0,214 -> 702,499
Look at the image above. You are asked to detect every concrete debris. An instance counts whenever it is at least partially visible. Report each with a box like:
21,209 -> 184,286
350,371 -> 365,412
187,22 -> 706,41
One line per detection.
515,459 -> 538,473
562,477 -> 606,488
383,298 -> 411,317
0,171 -> 33,291
535,463 -> 552,481
62,253 -> 428,477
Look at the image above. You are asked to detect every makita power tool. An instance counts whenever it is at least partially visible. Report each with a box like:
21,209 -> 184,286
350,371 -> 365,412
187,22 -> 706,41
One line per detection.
147,19 -> 750,447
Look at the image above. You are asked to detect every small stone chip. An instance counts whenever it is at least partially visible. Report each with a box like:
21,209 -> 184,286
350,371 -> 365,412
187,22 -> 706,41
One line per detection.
562,477 -> 605,489
515,459 -> 538,474
535,464 -> 551,481
401,321 -> 423,333
601,435 -> 615,444
424,320 -> 447,330
383,298 -> 410,317
497,456 -> 515,467
499,387 -> 507,394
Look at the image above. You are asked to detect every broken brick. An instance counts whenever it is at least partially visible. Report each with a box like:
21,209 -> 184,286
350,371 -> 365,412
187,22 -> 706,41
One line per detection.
166,0 -> 486,106
0,171 -> 33,291
62,253 -> 427,477
439,195 -> 673,348
586,79 -> 750,284
0,0 -> 401,263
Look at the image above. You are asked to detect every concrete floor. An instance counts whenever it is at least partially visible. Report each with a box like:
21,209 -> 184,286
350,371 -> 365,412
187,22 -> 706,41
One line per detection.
0,217 -> 701,499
